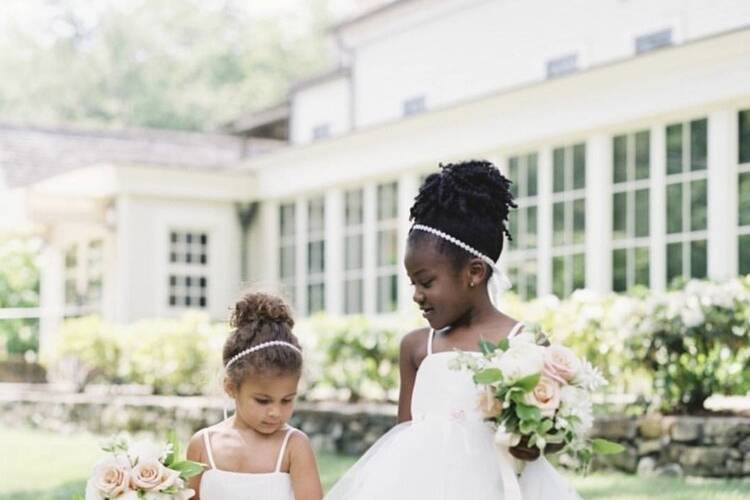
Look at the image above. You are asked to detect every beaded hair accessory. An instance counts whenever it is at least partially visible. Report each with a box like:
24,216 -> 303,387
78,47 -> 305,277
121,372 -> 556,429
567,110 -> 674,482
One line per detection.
224,340 -> 302,371
410,224 -> 512,305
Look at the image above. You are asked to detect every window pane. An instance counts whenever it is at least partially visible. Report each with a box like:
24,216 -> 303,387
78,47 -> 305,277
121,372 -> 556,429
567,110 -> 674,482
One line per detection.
508,157 -> 519,197
739,172 -> 750,226
635,131 -> 650,180
690,240 -> 707,279
523,259 -> 537,299
308,241 -> 325,273
377,230 -> 398,266
280,246 -> 295,278
308,283 -> 325,315
573,199 -> 586,244
377,275 -> 398,313
666,183 -> 683,234
690,119 -> 708,171
280,204 -> 295,237
740,110 -> 750,164
526,154 -> 538,197
634,247 -> 650,287
308,198 -> 325,233
666,123 -> 683,175
635,188 -> 650,237
613,135 -> 628,183
525,206 -> 537,249
572,253 -> 585,290
667,242 -> 683,286
612,249 -> 627,292
344,279 -> 363,314
345,234 -> 363,270
507,265 -> 519,294
553,202 -> 566,246
377,182 -> 398,220
553,148 -> 566,193
552,256 -> 565,298
613,192 -> 627,240
740,235 -> 750,275
573,144 -> 586,189
690,179 -> 708,231
345,190 -> 363,225
508,210 -> 518,250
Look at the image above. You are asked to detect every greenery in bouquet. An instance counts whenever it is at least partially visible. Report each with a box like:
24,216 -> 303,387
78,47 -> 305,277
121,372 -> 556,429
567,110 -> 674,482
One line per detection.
79,431 -> 203,500
452,325 -> 623,471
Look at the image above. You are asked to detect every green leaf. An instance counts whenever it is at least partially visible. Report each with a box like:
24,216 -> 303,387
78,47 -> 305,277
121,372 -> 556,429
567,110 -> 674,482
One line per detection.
479,339 -> 498,355
473,368 -> 503,385
519,419 -> 536,435
498,338 -> 510,351
514,403 -> 541,422
171,460 -> 206,479
514,373 -> 541,392
592,438 -> 626,455
538,419 -> 554,434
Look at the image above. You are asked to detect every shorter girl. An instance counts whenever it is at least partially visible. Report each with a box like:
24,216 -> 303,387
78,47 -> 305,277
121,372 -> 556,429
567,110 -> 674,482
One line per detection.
187,292 -> 323,500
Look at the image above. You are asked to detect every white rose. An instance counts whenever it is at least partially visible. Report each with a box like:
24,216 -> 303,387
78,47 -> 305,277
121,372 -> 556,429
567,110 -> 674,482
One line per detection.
130,439 -> 168,463
558,386 -> 594,434
87,455 -> 131,499
494,342 -> 545,383
116,492 -> 140,500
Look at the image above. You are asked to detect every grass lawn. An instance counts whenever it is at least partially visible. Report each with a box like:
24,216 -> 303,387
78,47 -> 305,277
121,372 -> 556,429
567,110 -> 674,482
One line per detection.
2,427 -> 748,499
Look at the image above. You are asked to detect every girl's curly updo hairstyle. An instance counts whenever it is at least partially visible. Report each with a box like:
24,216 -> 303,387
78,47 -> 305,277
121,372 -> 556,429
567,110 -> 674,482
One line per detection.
408,160 -> 517,274
223,292 -> 302,387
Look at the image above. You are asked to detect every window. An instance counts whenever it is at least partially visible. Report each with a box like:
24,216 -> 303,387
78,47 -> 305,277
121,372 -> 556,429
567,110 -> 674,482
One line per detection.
635,29 -> 672,54
307,197 -> 326,315
546,54 -> 578,78
312,124 -> 330,141
64,245 -> 78,309
739,110 -> 750,275
86,240 -> 103,306
403,96 -> 426,116
343,189 -> 365,314
551,143 -> 586,297
665,119 -> 708,285
376,182 -> 399,312
612,130 -> 651,291
506,153 -> 539,300
279,203 -> 296,307
168,231 -> 209,308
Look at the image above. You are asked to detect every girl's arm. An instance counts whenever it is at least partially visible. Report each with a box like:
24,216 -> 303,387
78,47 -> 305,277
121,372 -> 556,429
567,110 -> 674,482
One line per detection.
289,432 -> 324,500
185,432 -> 205,500
397,329 -> 422,423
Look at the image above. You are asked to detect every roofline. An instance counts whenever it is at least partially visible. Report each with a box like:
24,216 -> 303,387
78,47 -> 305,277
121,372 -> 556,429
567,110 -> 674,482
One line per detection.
329,0 -> 413,33
290,66 -> 351,93
224,102 -> 290,134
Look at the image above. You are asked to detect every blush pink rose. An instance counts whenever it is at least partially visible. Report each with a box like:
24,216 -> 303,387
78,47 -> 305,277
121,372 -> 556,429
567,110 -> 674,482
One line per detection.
477,386 -> 503,419
130,459 -> 179,492
87,456 -> 131,499
543,344 -> 581,384
524,376 -> 561,418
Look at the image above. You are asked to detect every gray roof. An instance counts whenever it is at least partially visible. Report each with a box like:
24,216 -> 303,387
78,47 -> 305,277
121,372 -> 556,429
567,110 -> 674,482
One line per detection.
0,122 -> 279,188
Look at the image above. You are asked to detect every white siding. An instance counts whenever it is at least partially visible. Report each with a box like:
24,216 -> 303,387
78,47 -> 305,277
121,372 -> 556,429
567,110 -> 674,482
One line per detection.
291,76 -> 351,145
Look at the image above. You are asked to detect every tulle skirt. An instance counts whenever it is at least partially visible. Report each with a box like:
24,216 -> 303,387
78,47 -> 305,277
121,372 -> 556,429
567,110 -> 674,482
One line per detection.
324,418 -> 581,500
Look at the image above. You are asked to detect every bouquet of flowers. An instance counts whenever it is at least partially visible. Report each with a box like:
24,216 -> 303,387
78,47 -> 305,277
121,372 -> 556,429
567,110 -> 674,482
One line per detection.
454,326 -> 623,471
81,432 -> 203,500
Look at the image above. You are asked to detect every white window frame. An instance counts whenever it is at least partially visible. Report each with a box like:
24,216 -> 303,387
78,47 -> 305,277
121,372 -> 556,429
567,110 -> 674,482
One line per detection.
612,130 -> 652,291
664,118 -> 709,285
738,109 -> 750,274
343,188 -> 365,315
167,229 -> 209,310
505,152 -> 539,300
278,202 -> 297,310
375,181 -> 399,313
306,196 -> 326,315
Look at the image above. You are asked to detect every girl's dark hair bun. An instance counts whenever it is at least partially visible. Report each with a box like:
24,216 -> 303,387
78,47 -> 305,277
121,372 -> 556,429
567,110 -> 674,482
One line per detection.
230,292 -> 294,330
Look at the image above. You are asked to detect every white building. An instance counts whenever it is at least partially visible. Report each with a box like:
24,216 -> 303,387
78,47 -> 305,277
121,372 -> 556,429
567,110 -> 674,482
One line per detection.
3,0 -> 750,348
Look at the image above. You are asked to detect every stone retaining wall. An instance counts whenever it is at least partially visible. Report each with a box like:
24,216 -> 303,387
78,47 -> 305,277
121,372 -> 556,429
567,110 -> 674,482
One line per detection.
4,387 -> 750,477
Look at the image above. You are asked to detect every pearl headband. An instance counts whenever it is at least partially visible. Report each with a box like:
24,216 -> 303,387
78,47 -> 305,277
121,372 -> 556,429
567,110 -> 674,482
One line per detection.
225,340 -> 302,371
410,224 -> 512,305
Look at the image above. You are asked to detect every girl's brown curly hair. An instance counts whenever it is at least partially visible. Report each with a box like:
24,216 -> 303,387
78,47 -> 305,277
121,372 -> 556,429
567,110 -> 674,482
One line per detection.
223,292 -> 302,387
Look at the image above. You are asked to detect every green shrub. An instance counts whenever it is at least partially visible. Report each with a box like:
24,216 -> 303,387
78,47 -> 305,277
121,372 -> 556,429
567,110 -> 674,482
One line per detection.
0,238 -> 40,360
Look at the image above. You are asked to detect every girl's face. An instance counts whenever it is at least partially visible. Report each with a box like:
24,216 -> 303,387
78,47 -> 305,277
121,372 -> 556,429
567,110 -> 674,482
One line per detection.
226,371 -> 300,435
405,240 -> 474,330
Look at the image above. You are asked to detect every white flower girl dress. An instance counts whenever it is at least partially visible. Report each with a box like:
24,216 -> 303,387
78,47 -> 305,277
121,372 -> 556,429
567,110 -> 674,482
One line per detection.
325,325 -> 581,500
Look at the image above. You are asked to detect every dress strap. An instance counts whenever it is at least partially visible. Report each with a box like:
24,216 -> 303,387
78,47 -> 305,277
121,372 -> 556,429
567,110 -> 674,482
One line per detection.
202,430 -> 217,470
274,427 -> 297,473
427,328 -> 435,355
508,322 -> 525,339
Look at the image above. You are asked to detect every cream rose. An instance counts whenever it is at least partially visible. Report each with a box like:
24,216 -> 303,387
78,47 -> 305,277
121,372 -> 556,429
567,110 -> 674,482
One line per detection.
86,456 -> 131,499
524,376 -> 561,418
477,386 -> 503,419
494,342 -> 545,383
543,344 -> 581,384
130,459 -> 179,492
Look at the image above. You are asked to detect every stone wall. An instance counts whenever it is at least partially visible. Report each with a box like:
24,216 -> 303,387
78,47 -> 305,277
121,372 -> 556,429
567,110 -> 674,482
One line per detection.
3,386 -> 750,477
593,415 -> 750,477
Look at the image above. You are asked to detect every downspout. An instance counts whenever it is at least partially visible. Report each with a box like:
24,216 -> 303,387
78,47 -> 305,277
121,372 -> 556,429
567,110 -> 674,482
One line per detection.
235,201 -> 258,283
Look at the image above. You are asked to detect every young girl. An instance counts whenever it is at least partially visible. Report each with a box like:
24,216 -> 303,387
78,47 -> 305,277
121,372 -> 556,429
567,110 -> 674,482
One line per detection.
187,292 -> 323,500
325,161 -> 580,500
